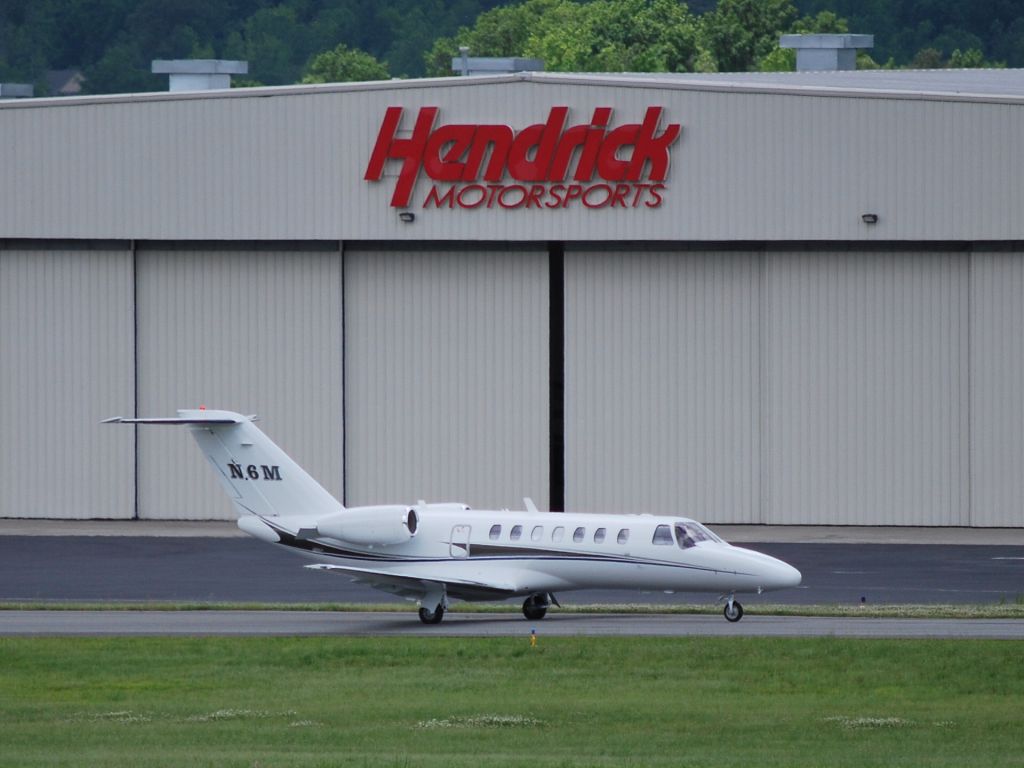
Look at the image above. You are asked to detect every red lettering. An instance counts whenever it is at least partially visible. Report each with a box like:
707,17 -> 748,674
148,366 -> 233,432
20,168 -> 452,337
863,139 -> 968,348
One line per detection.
582,184 -> 613,208
464,125 -> 514,181
610,184 -> 631,208
366,107 -> 681,210
457,184 -> 487,208
424,124 -> 474,181
574,108 -> 611,181
545,184 -> 566,208
597,123 -> 641,181
627,108 -> 680,181
424,185 -> 456,208
365,106 -> 437,207
645,183 -> 666,208
507,107 -> 567,181
562,184 -> 584,207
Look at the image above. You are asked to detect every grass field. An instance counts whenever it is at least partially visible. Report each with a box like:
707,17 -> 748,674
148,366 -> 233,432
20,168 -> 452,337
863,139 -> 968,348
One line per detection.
1,636 -> 1022,767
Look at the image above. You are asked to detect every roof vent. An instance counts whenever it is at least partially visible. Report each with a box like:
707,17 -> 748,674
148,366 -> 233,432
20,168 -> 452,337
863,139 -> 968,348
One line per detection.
151,59 -> 248,91
0,83 -> 34,99
452,48 -> 544,76
779,34 -> 874,71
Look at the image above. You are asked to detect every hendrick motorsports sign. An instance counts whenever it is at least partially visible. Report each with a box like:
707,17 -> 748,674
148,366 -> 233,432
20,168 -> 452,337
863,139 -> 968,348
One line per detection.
364,106 -> 681,210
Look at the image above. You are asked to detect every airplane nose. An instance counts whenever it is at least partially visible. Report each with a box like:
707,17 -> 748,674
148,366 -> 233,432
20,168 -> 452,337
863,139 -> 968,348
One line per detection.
729,547 -> 801,591
777,561 -> 802,589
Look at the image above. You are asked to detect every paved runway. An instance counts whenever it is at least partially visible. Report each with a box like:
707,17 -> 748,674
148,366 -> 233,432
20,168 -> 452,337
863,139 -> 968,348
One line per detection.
2,536 -> 1023,606
2,610 -> 1023,638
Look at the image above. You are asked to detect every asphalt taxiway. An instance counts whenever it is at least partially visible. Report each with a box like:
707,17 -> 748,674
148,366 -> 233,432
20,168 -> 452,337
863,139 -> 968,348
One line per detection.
2,523 -> 1023,638
2,610 -> 1023,639
2,534 -> 1022,605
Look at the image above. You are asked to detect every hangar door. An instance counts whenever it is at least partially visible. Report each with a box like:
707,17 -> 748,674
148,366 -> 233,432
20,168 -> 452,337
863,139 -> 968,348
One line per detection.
763,250 -> 969,526
0,246 -> 134,519
564,249 -> 762,522
970,250 -> 1024,527
136,246 -> 344,520
344,247 -> 549,510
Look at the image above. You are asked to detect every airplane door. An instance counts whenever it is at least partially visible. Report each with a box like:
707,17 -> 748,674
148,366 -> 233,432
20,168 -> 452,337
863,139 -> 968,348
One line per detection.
450,525 -> 471,558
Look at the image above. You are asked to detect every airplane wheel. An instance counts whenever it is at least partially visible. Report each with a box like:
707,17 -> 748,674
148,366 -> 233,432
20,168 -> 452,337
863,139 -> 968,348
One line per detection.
724,601 -> 743,623
522,596 -> 548,621
418,605 -> 445,625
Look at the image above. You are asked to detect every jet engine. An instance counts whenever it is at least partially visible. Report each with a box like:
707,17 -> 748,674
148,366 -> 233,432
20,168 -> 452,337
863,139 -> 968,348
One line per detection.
315,506 -> 418,546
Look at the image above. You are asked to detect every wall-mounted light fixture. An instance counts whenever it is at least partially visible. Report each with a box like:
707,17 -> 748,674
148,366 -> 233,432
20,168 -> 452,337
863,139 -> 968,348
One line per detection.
398,212 -> 416,223
861,213 -> 879,224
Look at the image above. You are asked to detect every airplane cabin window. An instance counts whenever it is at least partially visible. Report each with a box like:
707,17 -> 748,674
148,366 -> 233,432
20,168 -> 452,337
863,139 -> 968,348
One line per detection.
692,522 -> 723,543
531,525 -> 543,542
674,523 -> 696,549
594,527 -> 606,544
573,527 -> 586,543
652,524 -> 673,545
510,525 -> 523,541
552,526 -> 565,543
489,524 -> 501,540
617,528 -> 630,544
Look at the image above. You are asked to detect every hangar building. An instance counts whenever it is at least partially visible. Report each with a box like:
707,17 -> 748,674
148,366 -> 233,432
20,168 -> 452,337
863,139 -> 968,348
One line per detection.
1,65 -> 1023,526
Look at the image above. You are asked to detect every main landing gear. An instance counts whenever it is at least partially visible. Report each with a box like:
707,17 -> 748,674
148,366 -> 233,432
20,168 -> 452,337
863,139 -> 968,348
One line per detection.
418,604 -> 445,624
522,593 -> 558,621
723,593 -> 744,623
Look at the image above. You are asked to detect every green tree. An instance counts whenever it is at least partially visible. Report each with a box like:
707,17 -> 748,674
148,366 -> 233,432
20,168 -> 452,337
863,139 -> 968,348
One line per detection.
910,47 -> 944,68
757,8 -> 849,72
302,43 -> 390,83
427,0 -> 699,76
702,0 -> 798,72
528,0 -> 700,72
425,0 -> 560,77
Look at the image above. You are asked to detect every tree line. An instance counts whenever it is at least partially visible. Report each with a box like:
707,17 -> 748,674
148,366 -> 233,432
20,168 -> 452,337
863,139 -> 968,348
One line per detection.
0,0 -> 1018,95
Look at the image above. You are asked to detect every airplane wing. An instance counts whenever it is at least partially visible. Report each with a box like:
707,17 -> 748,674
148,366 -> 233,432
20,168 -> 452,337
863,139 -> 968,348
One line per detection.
305,563 -> 520,602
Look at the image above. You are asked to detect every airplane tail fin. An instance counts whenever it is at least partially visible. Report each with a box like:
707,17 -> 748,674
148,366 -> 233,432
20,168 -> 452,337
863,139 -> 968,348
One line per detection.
104,409 -> 342,520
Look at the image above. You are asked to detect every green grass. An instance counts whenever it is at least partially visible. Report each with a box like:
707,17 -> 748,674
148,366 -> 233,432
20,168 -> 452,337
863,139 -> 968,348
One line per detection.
4,600 -> 1024,618
2,636 -> 1022,767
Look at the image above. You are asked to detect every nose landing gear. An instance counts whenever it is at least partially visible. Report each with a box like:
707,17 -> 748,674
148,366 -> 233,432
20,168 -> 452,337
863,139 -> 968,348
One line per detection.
722,593 -> 744,623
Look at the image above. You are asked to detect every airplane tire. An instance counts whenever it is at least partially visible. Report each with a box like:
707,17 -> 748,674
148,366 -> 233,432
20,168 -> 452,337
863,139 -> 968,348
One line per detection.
522,597 -> 548,621
724,601 -> 743,623
418,605 -> 445,625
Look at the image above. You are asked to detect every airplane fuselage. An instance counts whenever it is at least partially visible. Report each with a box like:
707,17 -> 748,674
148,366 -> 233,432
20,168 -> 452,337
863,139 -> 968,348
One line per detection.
254,505 -> 801,601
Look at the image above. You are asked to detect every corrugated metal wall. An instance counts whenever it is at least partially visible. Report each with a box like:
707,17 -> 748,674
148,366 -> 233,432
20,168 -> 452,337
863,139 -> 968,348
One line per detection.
565,248 -> 977,525
970,250 -> 1024,527
764,251 -> 970,525
1,81 -> 1022,243
3,242 -> 1023,525
343,247 -> 549,510
0,245 -> 134,518
135,245 -> 344,520
564,249 -> 761,520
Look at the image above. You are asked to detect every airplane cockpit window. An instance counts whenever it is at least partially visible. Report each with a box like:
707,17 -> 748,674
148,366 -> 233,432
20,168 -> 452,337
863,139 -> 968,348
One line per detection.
573,527 -> 586,543
510,525 -> 523,541
674,522 -> 722,549
594,527 -> 606,544
531,525 -> 544,542
489,524 -> 501,540
652,525 -> 673,545
552,526 -> 565,543
617,528 -> 630,544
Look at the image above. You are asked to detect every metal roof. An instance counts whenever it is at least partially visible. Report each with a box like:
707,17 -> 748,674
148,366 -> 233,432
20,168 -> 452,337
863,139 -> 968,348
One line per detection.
4,68 -> 1024,110
576,68 -> 1024,98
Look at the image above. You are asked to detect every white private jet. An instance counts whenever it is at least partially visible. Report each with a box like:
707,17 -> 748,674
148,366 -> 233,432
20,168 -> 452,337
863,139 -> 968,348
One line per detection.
105,409 -> 801,624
